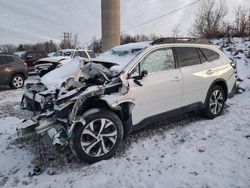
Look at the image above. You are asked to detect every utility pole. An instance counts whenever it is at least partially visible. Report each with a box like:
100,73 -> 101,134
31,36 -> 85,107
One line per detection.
101,0 -> 120,52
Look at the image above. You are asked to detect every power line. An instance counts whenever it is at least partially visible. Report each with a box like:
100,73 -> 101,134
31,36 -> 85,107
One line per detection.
121,0 -> 201,33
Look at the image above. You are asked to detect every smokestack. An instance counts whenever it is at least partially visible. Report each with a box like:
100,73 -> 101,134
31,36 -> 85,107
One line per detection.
101,0 -> 120,52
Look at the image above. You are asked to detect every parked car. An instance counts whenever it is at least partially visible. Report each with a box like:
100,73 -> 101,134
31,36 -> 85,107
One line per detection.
34,49 -> 96,77
0,54 -> 28,89
18,38 -> 237,163
14,51 -> 47,72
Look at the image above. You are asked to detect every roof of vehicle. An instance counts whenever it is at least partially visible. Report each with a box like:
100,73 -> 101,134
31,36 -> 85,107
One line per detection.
14,50 -> 47,57
59,49 -> 93,52
0,54 -> 16,57
151,38 -> 211,45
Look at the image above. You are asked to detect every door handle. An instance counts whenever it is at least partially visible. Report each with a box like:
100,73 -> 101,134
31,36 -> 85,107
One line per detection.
171,76 -> 181,82
207,70 -> 214,75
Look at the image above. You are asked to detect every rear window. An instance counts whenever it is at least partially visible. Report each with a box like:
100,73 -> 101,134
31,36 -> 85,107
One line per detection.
0,56 -> 13,64
175,47 -> 201,68
200,48 -> 220,62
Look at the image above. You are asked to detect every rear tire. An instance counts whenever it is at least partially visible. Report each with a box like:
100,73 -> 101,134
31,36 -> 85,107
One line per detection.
70,108 -> 124,163
202,85 -> 226,119
10,74 -> 24,89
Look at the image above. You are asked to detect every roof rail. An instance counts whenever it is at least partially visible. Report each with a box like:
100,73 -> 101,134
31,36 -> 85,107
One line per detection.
151,37 -> 211,45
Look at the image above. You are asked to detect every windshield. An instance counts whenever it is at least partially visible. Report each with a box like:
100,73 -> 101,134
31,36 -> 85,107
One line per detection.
94,42 -> 150,71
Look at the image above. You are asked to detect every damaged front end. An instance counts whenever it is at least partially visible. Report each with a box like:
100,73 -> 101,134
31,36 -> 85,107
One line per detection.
17,59 -> 126,146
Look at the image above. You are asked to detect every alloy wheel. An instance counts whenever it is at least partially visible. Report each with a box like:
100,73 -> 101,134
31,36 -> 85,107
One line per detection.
13,76 -> 24,88
209,90 -> 224,115
81,118 -> 118,157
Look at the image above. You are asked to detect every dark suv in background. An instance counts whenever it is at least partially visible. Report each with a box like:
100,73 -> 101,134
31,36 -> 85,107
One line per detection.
0,54 -> 28,89
14,51 -> 47,71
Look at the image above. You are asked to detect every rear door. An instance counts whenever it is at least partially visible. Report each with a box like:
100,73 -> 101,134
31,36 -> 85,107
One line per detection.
175,47 -> 217,106
128,48 -> 182,125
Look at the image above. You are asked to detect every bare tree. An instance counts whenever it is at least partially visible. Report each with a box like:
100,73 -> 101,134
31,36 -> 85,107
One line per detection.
88,37 -> 102,53
0,44 -> 17,54
191,0 -> 228,38
234,6 -> 249,37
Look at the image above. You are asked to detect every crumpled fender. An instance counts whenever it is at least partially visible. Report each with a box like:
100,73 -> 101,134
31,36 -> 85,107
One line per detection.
68,86 -> 105,122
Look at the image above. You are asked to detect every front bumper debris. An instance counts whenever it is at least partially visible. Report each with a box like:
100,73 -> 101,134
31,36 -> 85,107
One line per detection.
17,120 -> 38,137
17,112 -> 56,137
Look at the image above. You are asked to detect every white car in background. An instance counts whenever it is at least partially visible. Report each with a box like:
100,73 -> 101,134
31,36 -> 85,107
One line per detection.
19,38 -> 237,163
34,49 -> 96,77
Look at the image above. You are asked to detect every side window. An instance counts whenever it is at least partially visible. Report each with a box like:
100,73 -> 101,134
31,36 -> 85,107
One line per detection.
200,48 -> 220,62
0,56 -> 13,64
197,49 -> 208,63
140,48 -> 175,74
73,51 -> 80,58
175,47 -> 201,68
13,56 -> 23,63
79,51 -> 88,58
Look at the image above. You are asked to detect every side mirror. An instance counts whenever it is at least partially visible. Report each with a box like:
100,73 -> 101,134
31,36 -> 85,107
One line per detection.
141,70 -> 148,78
132,70 -> 148,87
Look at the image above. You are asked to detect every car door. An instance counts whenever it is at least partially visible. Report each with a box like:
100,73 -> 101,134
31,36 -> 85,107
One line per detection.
127,48 -> 182,125
175,47 -> 217,106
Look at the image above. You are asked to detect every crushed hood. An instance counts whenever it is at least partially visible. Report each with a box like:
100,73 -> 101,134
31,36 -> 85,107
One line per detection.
40,57 -> 112,90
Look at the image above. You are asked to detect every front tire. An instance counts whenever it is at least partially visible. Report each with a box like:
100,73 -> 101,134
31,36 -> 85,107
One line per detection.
10,74 -> 24,89
70,108 -> 124,163
202,85 -> 226,119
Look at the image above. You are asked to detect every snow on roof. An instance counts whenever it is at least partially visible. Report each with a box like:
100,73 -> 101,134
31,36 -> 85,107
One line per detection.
111,41 -> 151,52
94,42 -> 151,69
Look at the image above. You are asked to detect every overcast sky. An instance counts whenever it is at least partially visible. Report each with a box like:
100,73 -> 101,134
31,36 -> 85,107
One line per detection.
0,0 -> 249,45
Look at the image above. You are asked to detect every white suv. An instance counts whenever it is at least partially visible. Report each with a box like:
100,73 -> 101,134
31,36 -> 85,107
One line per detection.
19,38 -> 237,163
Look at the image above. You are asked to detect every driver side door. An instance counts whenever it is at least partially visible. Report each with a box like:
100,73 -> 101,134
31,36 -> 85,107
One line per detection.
128,48 -> 182,125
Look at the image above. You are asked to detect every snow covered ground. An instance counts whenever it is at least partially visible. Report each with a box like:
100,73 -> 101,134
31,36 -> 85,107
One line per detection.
0,38 -> 250,188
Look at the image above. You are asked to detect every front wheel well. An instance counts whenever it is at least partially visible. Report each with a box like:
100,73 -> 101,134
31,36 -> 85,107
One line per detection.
77,98 -> 133,137
11,72 -> 25,79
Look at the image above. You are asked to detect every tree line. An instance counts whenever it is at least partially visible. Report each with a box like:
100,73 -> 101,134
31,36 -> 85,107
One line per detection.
191,0 -> 249,39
